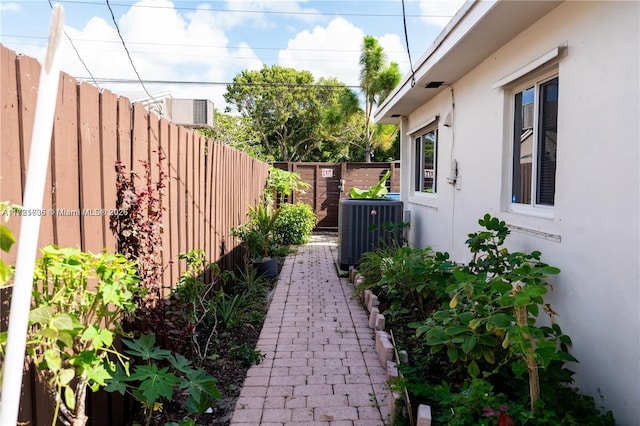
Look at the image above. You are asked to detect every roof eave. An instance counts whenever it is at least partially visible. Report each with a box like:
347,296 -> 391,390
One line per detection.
374,0 -> 563,124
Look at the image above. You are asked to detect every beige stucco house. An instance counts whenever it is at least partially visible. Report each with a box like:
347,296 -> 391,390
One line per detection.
374,1 -> 639,424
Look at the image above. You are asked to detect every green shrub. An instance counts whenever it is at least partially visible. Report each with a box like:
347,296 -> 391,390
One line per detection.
273,202 -> 316,246
358,214 -> 615,425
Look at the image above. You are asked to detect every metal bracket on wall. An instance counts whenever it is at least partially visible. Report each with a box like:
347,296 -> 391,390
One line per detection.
507,224 -> 561,243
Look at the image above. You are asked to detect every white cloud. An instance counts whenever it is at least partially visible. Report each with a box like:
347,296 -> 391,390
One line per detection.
419,0 -> 466,27
378,33 -> 408,74
278,18 -> 409,88
278,17 -> 364,85
51,0 -> 268,111
0,2 -> 22,12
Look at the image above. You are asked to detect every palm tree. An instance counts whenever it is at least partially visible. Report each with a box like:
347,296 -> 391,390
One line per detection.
359,36 -> 401,162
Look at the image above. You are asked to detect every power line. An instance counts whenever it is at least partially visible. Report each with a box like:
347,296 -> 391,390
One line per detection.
104,0 -> 155,101
58,0 -> 455,19
401,0 -> 416,88
47,0 -> 101,89
2,34 -> 423,56
77,77 -> 363,90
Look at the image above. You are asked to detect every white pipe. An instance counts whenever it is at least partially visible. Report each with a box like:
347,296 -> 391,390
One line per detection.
0,5 -> 64,425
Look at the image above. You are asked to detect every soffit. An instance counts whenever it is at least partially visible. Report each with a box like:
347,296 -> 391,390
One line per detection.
374,0 -> 563,124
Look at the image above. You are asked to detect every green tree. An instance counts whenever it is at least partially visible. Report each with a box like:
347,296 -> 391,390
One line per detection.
197,110 -> 266,160
359,35 -> 401,162
224,65 -> 358,162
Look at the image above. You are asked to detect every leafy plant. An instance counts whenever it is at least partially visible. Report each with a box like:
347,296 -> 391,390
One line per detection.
105,334 -> 220,426
230,264 -> 268,297
210,290 -> 259,330
24,245 -> 142,426
110,151 -> 167,307
350,170 -> 391,198
273,202 -> 317,246
357,214 -> 614,424
232,204 -> 282,260
413,215 -> 572,409
263,167 -> 310,206
229,343 -> 265,367
0,201 -> 19,287
172,250 -> 227,363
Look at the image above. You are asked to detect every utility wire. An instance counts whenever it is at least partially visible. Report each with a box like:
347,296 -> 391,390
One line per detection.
401,0 -> 416,88
105,0 -> 156,102
59,0 -> 455,18
3,34 -> 422,56
76,77 -> 362,90
47,0 -> 101,89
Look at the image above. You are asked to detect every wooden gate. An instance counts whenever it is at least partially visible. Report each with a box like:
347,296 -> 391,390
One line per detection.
274,162 -> 400,229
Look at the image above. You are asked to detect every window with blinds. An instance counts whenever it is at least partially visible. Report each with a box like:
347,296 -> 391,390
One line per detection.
414,128 -> 438,194
511,76 -> 558,207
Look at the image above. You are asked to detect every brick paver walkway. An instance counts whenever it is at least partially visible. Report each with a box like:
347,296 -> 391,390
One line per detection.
230,234 -> 389,426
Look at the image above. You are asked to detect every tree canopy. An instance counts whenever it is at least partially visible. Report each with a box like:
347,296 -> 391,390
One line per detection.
224,65 -> 364,162
359,35 -> 401,162
219,45 -> 401,163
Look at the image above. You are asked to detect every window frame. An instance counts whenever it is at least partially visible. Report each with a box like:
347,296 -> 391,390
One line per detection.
413,125 -> 438,196
508,69 -> 559,217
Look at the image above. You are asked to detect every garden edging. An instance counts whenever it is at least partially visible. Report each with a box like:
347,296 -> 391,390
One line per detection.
352,272 -> 432,426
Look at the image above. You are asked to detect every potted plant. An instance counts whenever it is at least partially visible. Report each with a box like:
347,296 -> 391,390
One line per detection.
232,204 -> 280,279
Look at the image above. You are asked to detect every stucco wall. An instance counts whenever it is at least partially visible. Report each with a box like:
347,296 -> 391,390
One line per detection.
400,2 -> 639,423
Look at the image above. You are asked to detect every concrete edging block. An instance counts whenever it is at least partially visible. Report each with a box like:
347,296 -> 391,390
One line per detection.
367,294 -> 379,312
374,313 -> 385,331
416,404 -> 432,426
363,289 -> 372,309
375,330 -> 394,365
368,307 -> 380,329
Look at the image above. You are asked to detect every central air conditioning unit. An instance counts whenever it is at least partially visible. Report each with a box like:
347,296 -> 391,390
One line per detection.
337,198 -> 404,270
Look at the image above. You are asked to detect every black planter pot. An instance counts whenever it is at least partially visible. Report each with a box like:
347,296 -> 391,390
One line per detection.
254,257 -> 279,279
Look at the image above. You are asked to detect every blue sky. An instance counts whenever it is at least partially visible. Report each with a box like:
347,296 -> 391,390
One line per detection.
0,0 -> 465,111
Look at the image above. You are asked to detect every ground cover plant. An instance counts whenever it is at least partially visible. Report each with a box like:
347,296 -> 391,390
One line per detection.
128,250 -> 275,426
357,214 -> 614,425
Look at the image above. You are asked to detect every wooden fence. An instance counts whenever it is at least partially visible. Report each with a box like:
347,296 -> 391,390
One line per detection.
0,44 -> 269,425
274,162 -> 401,229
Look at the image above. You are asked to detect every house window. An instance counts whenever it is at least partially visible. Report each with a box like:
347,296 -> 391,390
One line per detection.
511,76 -> 558,206
414,128 -> 437,193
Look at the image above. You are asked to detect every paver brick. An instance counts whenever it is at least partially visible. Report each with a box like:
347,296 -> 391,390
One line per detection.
230,235 -> 389,425
264,396 -> 286,409
293,384 -> 333,396
306,394 -> 349,408
314,406 -> 359,421
262,408 -> 293,422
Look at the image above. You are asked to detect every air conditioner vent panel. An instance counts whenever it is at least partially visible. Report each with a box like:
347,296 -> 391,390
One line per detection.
337,199 -> 403,270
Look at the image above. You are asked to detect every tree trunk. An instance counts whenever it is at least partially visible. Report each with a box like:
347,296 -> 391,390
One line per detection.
515,305 -> 540,410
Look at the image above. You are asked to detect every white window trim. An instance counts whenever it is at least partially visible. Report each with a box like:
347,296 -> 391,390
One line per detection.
410,120 -> 439,205
493,45 -> 565,89
507,69 -> 559,218
406,115 -> 438,137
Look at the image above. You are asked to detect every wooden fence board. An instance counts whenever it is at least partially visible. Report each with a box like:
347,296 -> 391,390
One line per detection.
78,82 -> 104,253
197,135 -> 205,255
210,142 -> 221,263
52,73 -> 81,249
1,48 -> 23,264
117,96 -> 131,167
131,102 -> 149,183
177,125 -> 188,276
100,89 -> 119,253
159,118 -> 172,290
167,120 -> 179,286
